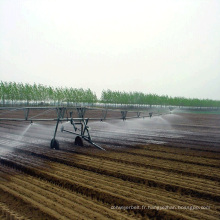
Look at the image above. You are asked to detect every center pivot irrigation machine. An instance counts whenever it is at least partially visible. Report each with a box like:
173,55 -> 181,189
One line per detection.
0,106 -> 167,151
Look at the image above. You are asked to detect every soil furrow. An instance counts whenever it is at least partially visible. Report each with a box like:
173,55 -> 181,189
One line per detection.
0,156 -> 188,220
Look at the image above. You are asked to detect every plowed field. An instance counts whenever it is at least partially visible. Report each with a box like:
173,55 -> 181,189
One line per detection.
0,109 -> 220,220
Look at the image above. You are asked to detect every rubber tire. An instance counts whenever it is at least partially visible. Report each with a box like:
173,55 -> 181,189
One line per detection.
50,138 -> 59,150
75,136 -> 83,146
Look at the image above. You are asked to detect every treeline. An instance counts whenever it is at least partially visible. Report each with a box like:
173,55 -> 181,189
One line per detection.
1,81 -> 220,107
101,90 -> 220,107
0,81 -> 97,105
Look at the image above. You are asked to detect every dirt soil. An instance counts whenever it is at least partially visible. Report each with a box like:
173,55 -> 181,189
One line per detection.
0,108 -> 220,220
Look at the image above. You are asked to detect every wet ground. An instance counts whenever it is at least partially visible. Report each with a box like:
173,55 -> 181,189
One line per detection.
0,109 -> 220,219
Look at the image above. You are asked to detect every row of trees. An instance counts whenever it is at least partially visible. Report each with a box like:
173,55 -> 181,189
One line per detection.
0,81 -> 97,105
1,81 -> 220,107
101,90 -> 220,108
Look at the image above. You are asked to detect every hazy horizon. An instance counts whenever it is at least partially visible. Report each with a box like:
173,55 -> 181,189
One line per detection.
1,0 -> 220,100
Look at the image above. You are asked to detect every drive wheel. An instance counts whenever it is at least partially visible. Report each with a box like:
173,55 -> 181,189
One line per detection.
50,138 -> 59,150
75,136 -> 83,146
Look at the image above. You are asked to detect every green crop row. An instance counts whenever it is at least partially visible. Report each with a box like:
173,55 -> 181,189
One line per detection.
0,81 -> 97,105
1,81 -> 220,107
101,90 -> 220,108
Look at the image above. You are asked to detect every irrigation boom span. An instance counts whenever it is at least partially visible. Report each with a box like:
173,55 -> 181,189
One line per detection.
0,107 -> 167,150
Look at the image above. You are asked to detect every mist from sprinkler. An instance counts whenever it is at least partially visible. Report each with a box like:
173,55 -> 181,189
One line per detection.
20,123 -> 32,137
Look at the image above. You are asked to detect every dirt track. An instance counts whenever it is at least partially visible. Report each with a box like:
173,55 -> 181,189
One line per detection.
0,108 -> 220,219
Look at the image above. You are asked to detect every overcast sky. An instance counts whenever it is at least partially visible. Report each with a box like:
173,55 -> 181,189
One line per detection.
0,0 -> 220,100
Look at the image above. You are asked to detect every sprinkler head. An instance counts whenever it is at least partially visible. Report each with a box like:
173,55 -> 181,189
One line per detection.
30,120 -> 33,125
149,112 -> 153,118
169,107 -> 174,113
169,107 -> 174,114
